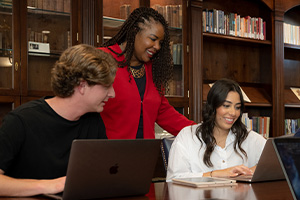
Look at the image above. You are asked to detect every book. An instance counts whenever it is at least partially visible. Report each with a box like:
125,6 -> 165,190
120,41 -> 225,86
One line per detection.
42,0 -> 55,11
50,0 -> 56,11
171,5 -> 178,28
178,5 -> 182,28
177,43 -> 182,65
285,118 -> 300,134
0,33 -> 2,49
63,0 -> 70,13
152,4 -> 163,15
172,177 -> 237,188
172,43 -> 177,65
36,0 -> 43,9
56,0 -> 64,12
265,117 -> 270,138
120,4 -> 131,19
27,0 -> 36,7
165,5 -> 172,26
202,10 -> 207,32
260,117 -> 264,137
290,87 -> 300,101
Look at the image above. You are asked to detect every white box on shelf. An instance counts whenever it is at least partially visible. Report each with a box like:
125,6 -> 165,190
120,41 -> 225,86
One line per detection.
28,41 -> 50,55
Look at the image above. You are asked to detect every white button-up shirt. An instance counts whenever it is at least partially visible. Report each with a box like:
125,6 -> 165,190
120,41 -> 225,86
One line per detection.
166,124 -> 266,181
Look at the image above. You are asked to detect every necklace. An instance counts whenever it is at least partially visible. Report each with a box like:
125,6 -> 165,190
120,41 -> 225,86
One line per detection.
129,64 -> 145,78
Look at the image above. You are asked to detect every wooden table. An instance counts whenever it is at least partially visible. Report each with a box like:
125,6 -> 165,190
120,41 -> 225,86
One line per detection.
0,180 -> 293,200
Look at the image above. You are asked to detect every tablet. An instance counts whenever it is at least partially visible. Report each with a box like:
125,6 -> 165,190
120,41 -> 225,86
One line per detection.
172,177 -> 237,188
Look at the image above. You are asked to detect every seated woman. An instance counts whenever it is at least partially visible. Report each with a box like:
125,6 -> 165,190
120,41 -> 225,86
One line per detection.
166,78 -> 266,181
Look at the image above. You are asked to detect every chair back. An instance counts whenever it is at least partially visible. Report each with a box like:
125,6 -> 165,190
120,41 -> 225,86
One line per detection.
161,137 -> 175,171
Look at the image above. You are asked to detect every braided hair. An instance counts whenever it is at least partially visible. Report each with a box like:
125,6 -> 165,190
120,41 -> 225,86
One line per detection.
101,7 -> 173,95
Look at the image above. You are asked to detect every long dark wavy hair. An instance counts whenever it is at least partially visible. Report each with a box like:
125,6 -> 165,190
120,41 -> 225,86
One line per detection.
196,78 -> 249,167
101,7 -> 173,95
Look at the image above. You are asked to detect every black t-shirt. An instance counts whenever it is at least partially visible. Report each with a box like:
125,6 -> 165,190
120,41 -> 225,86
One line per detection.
0,97 -> 107,179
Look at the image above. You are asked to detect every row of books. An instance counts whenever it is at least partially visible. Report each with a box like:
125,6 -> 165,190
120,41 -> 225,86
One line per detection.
241,113 -> 270,138
285,118 -> 300,135
203,9 -> 266,40
27,0 -> 71,13
166,80 -> 182,96
284,23 -> 300,46
27,28 -> 71,52
152,4 -> 182,28
27,28 -> 50,43
171,43 -> 183,65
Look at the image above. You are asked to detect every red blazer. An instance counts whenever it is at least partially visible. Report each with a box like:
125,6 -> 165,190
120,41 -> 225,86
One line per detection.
99,44 -> 194,139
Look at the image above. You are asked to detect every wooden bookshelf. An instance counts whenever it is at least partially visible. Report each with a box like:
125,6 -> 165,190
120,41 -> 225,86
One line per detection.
1,0 -> 300,138
285,43 -> 300,50
203,32 -> 272,45
192,0 -> 300,137
197,0 -> 300,136
282,3 -> 300,127
0,0 -> 79,122
190,0 -> 275,135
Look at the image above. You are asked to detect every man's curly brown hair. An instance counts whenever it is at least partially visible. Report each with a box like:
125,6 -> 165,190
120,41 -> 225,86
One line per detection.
101,7 -> 173,95
51,44 -> 117,97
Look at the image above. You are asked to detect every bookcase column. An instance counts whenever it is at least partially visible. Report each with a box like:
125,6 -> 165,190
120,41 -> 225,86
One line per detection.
273,10 -> 285,137
190,0 -> 203,123
78,0 -> 101,46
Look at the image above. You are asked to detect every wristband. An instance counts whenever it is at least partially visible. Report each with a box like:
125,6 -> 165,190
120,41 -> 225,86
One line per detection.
210,170 -> 214,177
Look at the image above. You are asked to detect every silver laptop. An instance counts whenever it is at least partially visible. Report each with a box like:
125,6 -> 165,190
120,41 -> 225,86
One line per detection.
45,139 -> 161,200
273,137 -> 300,200
230,138 -> 285,182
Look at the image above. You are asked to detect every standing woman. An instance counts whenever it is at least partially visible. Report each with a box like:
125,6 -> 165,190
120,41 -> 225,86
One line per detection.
167,79 -> 266,181
99,7 -> 194,139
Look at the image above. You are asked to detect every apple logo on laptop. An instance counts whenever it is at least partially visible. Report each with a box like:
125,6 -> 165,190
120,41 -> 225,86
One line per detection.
109,164 -> 119,174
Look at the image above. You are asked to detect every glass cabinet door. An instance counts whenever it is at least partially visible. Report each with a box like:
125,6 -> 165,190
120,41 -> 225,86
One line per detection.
102,0 -> 139,43
151,0 -> 187,133
102,0 -> 185,98
0,0 -> 14,91
0,96 -> 20,126
25,0 -> 71,96
101,0 -> 188,119
151,0 -> 184,97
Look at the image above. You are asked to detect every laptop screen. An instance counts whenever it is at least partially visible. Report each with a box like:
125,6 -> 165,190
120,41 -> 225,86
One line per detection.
274,138 -> 300,200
